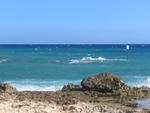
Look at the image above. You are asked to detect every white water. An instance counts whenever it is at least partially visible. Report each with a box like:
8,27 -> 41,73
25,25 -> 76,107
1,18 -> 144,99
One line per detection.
128,77 -> 150,87
69,56 -> 127,64
5,79 -> 81,91
4,76 -> 150,91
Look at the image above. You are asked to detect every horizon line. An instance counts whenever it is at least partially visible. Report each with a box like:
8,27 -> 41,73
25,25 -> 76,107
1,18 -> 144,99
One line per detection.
0,43 -> 149,45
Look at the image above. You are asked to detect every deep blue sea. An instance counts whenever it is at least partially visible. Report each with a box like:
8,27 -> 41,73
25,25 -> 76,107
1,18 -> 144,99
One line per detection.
0,44 -> 150,91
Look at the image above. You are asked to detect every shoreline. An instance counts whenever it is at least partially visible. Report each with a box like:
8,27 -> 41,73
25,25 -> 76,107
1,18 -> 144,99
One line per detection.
0,72 -> 150,113
0,91 -> 149,113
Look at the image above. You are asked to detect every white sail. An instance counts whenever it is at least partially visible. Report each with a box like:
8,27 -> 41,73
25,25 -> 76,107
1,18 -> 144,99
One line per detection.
126,45 -> 130,50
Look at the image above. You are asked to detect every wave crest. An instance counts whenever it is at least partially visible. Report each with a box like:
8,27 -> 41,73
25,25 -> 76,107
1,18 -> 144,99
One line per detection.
69,57 -> 106,64
69,57 -> 127,64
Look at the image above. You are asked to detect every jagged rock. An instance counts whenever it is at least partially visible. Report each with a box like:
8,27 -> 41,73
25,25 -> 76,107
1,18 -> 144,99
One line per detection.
62,83 -> 83,91
126,103 -> 138,107
81,72 -> 125,92
56,92 -> 79,105
0,83 -> 17,93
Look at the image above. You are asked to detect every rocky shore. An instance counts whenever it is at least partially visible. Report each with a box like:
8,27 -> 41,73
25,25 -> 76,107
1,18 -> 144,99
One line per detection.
0,72 -> 150,113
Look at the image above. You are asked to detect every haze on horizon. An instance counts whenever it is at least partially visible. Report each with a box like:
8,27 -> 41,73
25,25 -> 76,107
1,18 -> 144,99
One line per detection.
0,0 -> 150,44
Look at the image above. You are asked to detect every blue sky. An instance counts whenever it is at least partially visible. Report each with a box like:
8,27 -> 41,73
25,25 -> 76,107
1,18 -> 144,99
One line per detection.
0,0 -> 150,44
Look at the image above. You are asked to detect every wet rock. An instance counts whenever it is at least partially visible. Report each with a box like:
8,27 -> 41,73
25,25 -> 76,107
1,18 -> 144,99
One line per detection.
126,103 -> 138,107
62,83 -> 83,91
81,72 -> 125,92
0,83 -> 17,93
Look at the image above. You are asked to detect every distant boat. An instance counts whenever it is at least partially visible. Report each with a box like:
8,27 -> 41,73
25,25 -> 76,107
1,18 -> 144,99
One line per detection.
126,45 -> 130,59
126,45 -> 130,50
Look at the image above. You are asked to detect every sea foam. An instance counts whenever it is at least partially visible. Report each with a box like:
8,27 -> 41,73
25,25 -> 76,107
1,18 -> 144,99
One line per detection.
69,57 -> 127,64
5,77 -> 150,91
0,58 -> 8,63
5,79 -> 81,91
127,76 -> 150,87
14,85 -> 62,91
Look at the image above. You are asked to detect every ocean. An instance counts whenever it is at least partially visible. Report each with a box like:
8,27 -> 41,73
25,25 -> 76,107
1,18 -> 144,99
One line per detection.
0,44 -> 150,91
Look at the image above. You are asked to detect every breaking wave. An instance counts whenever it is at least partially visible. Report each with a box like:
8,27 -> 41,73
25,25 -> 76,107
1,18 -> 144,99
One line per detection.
69,57 -> 127,64
128,77 -> 150,87
5,79 -> 81,91
12,85 -> 62,91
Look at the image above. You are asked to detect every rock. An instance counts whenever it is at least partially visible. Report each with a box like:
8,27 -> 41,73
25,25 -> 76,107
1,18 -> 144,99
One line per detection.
62,83 -> 83,91
81,72 -> 125,92
0,83 -> 17,93
62,106 -> 76,111
56,92 -> 79,105
126,103 -> 138,107
68,106 -> 76,111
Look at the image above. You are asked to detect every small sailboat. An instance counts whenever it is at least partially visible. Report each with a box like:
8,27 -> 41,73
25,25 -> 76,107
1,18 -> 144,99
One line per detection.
126,45 -> 130,50
126,45 -> 130,59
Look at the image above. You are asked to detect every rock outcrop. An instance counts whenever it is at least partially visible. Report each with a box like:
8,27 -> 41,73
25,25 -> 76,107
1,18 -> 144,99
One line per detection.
81,72 -> 125,92
0,83 -> 17,93
61,72 -> 150,105
62,83 -> 83,91
0,72 -> 150,111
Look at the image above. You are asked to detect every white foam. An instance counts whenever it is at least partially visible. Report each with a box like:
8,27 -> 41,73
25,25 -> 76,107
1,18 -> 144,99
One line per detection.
15,85 -> 62,91
69,57 -> 127,64
0,58 -> 8,63
5,79 -> 81,91
127,77 -> 150,87
69,57 -> 106,64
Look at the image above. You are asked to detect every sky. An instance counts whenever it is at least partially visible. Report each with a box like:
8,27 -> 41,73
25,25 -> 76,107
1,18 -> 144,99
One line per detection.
0,0 -> 150,44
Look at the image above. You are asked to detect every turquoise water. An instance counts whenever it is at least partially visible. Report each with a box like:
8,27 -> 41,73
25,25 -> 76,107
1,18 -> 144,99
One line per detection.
0,44 -> 150,91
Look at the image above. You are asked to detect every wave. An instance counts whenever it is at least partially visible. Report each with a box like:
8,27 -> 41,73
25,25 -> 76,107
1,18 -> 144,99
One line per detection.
4,76 -> 150,91
12,85 -> 62,91
128,77 -> 150,87
5,79 -> 81,91
69,57 -> 127,64
0,58 -> 8,63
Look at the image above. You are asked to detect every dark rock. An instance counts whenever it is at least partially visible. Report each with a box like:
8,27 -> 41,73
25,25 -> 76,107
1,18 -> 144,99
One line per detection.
0,83 -> 17,93
126,103 -> 138,107
81,72 -> 125,92
17,91 -> 80,105
56,92 -> 79,105
62,106 -> 76,111
62,106 -> 68,111
125,111 -> 136,113
62,83 -> 83,91
68,106 -> 76,111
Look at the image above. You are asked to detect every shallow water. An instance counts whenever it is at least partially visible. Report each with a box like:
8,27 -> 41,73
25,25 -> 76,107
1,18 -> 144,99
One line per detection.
132,99 -> 150,109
